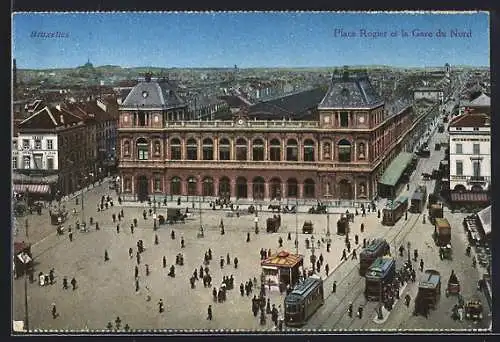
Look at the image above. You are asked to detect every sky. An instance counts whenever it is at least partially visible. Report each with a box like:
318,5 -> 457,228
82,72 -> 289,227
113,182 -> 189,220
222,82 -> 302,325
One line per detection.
12,12 -> 490,69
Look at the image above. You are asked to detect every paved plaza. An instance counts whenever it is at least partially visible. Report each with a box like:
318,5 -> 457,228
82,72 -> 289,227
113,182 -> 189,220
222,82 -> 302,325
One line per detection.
12,119 -> 491,332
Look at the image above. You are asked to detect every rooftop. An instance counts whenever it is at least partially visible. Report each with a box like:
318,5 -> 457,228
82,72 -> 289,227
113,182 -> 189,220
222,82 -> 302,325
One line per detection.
449,112 -> 490,128
121,76 -> 186,109
318,71 -> 384,109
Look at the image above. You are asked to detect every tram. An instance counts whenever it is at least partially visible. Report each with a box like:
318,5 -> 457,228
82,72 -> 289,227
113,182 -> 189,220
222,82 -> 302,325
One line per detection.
382,196 -> 408,226
359,239 -> 390,276
284,275 -> 324,327
364,256 -> 396,301
409,185 -> 427,214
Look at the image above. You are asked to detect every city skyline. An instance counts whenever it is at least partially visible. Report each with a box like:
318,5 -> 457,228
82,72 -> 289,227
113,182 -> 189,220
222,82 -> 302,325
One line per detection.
13,12 -> 489,69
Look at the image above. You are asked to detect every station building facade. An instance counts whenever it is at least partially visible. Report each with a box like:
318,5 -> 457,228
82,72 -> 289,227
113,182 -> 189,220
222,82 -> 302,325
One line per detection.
117,71 -> 417,203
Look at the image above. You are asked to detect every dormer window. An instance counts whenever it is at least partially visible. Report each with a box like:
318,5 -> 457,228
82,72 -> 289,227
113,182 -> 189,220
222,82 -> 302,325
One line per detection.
142,91 -> 148,98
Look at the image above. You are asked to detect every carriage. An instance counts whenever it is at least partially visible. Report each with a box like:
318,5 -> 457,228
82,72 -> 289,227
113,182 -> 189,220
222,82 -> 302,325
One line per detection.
302,221 -> 313,234
266,215 -> 281,233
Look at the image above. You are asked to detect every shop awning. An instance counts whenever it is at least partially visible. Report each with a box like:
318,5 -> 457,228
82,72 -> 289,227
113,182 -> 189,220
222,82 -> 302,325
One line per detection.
450,191 -> 489,203
378,152 -> 415,187
13,184 -> 50,194
477,205 -> 491,235
12,173 -> 59,183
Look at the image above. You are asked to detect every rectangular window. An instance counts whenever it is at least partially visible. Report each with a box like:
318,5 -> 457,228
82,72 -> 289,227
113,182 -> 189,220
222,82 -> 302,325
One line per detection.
22,139 -> 30,149
472,162 -> 481,178
138,149 -> 148,160
473,144 -> 480,155
171,146 -> 182,160
455,143 -> 462,154
33,154 -> 43,169
23,156 -> 30,169
456,161 -> 463,176
12,156 -> 17,169
47,158 -> 54,170
34,139 -> 42,149
47,139 -> 53,150
340,111 -> 349,127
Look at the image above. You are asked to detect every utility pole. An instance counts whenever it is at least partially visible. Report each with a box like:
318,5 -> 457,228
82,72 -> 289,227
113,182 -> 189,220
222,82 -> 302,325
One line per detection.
295,198 -> 299,255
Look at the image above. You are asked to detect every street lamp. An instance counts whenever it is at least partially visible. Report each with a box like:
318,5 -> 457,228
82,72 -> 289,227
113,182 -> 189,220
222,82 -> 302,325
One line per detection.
326,207 -> 331,244
295,198 -> 299,254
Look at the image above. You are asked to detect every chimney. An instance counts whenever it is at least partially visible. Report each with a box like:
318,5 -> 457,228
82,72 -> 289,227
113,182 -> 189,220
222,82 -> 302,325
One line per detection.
60,114 -> 64,124
56,104 -> 61,111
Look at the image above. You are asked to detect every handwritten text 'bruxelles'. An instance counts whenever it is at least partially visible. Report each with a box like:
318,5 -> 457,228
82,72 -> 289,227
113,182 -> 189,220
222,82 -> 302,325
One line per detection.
333,28 -> 472,39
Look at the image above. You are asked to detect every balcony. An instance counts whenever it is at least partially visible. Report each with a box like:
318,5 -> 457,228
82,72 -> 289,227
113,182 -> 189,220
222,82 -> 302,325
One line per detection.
468,176 -> 488,184
119,120 -> 320,131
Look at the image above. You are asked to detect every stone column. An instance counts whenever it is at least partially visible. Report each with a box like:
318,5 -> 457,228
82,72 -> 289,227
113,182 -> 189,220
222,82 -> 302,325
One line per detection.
281,139 -> 286,161
353,178 -> 357,203
353,142 -> 357,162
214,137 -> 218,161
282,181 -> 287,200
230,178 -> 236,199
264,181 -> 270,200
131,175 -> 135,195
214,178 -> 219,197
181,138 -> 186,160
197,138 -> 202,161
298,182 -> 304,199
248,182 -> 253,199
197,175 -> 203,196
248,139 -> 251,161
264,138 -> 268,160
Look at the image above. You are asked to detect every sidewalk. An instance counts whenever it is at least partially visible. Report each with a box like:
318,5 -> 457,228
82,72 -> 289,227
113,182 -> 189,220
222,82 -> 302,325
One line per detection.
372,283 -> 407,324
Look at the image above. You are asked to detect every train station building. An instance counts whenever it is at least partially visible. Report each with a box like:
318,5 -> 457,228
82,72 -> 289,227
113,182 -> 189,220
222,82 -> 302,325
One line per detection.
117,69 -> 428,203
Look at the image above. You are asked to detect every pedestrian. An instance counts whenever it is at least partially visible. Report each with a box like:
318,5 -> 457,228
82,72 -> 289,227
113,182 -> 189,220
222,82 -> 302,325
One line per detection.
51,303 -> 58,319
181,237 -> 185,248
155,234 -> 159,245
163,256 -> 167,268
112,214 -> 116,223
246,232 -> 250,242
357,306 -> 363,319
346,241 -> 351,253
207,305 -> 213,320
377,209 -> 381,219
341,249 -> 347,261
327,242 -> 331,252
134,218 -> 138,227
71,277 -> 77,290
63,277 -> 68,290
332,281 -> 337,293
171,230 -> 175,240
95,222 -> 100,230
363,238 -> 367,248
120,209 -> 124,217
325,263 -> 329,276
136,251 -> 141,265
117,224 -> 120,233
240,283 -> 244,296
352,249 -> 357,260
287,232 -> 291,240
135,279 -> 140,292
414,249 -> 418,262
213,287 -> 218,301
355,234 -> 359,245
319,254 -> 324,265
278,237 -> 283,247
115,316 -> 121,330
49,269 -> 55,284
69,231 -> 73,242
158,299 -> 164,313
129,247 -> 133,258
420,259 -> 424,272
220,256 -> 224,269
130,224 -> 134,234
405,211 -> 408,220
268,248 -> 272,257
227,253 -> 231,265
145,264 -> 150,276
208,248 -> 212,260
104,250 -> 109,261
135,265 -> 139,278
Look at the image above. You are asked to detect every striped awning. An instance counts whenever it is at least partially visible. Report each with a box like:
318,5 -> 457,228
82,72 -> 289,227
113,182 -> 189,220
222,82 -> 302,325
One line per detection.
261,251 -> 303,268
13,184 -> 50,194
450,191 -> 489,203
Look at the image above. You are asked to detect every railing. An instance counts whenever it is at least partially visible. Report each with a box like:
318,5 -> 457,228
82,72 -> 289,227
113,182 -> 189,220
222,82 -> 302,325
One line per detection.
121,120 -> 321,130
450,175 -> 490,183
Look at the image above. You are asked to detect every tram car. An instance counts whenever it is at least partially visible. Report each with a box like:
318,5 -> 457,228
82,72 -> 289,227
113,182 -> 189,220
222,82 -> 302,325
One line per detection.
359,239 -> 390,276
382,196 -> 408,226
428,202 -> 444,224
409,185 -> 427,214
284,275 -> 324,327
364,256 -> 396,301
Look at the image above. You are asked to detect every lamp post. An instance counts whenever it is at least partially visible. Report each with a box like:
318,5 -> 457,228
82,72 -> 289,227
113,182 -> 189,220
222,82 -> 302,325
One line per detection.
295,198 -> 299,254
326,207 -> 331,244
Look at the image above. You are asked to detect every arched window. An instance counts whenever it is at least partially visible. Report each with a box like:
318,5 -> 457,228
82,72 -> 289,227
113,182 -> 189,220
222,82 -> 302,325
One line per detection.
136,138 -> 149,160
270,178 -> 282,200
304,179 -> 315,198
186,138 -> 198,160
153,140 -> 161,156
323,142 -> 331,160
252,176 -> 265,200
236,138 -> 247,161
358,142 -> 366,160
219,177 -> 230,198
202,177 -> 214,196
123,140 -> 130,157
287,178 -> 298,197
171,177 -> 181,195
236,176 -> 248,198
170,138 -> 181,160
286,139 -> 298,161
202,138 -> 214,160
124,178 -> 132,192
303,139 -> 315,162
187,176 -> 197,195
219,138 -> 230,161
269,139 -> 281,161
252,138 -> 264,161
338,139 -> 352,162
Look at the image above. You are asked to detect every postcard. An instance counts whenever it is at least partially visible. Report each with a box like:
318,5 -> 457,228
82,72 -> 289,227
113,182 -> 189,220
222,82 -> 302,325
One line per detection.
11,11 -> 491,333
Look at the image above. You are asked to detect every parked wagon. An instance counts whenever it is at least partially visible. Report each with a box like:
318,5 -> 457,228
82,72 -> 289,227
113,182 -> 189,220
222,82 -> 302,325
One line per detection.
337,215 -> 349,235
302,221 -> 313,234
433,218 -> 451,247
266,215 -> 281,233
428,203 -> 444,224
